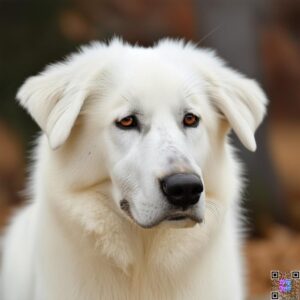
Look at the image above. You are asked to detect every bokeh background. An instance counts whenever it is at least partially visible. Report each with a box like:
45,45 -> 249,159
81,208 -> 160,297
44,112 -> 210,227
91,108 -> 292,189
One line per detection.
0,0 -> 299,299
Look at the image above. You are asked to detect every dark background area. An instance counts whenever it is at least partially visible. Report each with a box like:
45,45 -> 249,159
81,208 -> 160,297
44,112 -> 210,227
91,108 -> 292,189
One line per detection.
1,0 -> 300,298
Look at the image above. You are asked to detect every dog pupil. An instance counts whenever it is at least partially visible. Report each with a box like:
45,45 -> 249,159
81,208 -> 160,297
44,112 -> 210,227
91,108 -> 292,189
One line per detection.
186,115 -> 194,125
123,118 -> 132,125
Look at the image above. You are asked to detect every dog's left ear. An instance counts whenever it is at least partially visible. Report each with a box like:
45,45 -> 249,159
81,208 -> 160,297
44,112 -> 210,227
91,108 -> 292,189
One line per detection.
17,62 -> 89,150
204,62 -> 268,151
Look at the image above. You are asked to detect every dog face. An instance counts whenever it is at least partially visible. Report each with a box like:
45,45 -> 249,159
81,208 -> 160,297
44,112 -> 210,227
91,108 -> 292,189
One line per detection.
98,59 -> 215,228
17,39 -> 267,229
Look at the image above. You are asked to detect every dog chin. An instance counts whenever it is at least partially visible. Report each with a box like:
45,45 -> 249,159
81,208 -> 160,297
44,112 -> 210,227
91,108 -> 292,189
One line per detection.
161,218 -> 199,229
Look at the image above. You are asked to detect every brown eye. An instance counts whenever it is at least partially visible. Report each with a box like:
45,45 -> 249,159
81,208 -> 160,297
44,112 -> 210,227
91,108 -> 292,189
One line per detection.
183,113 -> 199,127
116,115 -> 139,129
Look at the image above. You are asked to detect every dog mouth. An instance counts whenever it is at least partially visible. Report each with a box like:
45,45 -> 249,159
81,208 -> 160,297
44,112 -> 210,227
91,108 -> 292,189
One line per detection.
164,213 -> 202,225
166,215 -> 187,221
120,199 -> 202,228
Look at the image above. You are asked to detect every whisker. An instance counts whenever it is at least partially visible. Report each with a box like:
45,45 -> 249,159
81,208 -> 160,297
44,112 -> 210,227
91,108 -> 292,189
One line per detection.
195,23 -> 223,46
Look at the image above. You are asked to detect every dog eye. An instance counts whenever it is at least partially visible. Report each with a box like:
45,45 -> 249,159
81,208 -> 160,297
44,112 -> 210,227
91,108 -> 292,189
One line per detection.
183,113 -> 199,128
116,115 -> 139,129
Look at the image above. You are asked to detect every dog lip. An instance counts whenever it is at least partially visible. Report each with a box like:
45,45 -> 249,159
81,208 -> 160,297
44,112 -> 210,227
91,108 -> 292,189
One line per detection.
166,215 -> 187,221
141,213 -> 203,229
120,199 -> 203,228
120,199 -> 135,220
164,213 -> 202,223
120,199 -> 130,212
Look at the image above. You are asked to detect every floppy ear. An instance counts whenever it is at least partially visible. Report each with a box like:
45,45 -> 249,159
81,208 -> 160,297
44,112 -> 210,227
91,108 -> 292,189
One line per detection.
156,41 -> 267,151
17,62 -> 89,150
204,62 -> 268,151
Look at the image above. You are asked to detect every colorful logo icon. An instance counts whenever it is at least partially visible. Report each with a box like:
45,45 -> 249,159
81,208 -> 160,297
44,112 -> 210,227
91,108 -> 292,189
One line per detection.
271,271 -> 300,299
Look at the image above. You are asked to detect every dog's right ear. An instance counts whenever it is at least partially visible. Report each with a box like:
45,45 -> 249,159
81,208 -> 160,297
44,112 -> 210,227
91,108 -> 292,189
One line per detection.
17,62 -> 89,150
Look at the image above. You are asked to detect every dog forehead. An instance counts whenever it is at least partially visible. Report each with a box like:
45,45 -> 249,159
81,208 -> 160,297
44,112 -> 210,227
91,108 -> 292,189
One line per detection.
115,54 -> 197,111
87,46 -> 214,128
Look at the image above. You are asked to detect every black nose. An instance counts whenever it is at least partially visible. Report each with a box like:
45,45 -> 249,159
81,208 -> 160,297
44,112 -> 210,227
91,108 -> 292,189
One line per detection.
160,173 -> 203,209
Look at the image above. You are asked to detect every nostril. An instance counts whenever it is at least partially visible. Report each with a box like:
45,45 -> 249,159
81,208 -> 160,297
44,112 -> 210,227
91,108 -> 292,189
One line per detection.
192,185 -> 203,196
161,180 -> 184,198
161,180 -> 167,195
169,185 -> 184,198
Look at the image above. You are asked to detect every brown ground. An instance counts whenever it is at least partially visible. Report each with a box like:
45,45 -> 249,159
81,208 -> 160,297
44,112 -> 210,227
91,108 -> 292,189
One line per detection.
245,224 -> 300,298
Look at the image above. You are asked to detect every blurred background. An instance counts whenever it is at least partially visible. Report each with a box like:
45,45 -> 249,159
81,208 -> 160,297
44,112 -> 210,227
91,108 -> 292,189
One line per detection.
0,0 -> 299,299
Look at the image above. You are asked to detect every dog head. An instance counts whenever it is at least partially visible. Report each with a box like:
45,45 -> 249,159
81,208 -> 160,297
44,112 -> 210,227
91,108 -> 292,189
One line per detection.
17,39 -> 267,229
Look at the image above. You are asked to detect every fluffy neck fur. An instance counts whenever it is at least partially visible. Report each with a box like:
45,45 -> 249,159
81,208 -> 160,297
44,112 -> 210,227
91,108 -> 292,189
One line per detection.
30,134 -> 244,299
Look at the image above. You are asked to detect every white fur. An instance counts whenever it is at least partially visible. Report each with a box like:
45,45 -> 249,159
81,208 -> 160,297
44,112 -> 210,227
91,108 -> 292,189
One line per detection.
0,38 -> 267,300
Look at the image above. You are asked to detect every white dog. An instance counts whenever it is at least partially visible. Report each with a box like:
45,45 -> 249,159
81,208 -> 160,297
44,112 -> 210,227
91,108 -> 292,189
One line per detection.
0,38 -> 267,300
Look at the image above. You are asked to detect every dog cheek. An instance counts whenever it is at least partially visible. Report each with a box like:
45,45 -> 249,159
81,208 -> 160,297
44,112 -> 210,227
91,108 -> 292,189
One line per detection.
111,159 -> 139,200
